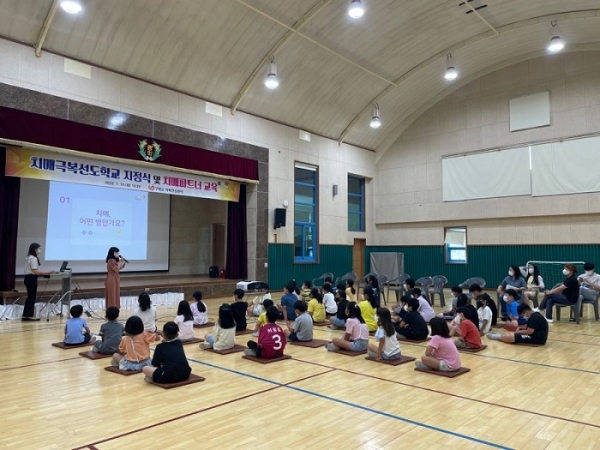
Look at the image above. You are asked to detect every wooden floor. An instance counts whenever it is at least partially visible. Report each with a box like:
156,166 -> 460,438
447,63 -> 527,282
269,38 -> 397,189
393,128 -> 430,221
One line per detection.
2,294 -> 600,449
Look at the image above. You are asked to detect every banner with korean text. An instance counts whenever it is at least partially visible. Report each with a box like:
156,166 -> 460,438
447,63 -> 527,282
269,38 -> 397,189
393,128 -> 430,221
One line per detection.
5,147 -> 240,202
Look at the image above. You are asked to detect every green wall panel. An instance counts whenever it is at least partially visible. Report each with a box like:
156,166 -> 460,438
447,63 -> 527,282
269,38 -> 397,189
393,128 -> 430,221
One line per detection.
365,245 -> 600,288
268,243 -> 600,291
267,244 -> 353,290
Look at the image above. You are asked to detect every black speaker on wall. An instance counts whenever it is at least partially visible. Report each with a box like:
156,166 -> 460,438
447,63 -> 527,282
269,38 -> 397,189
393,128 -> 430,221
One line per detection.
274,208 -> 286,229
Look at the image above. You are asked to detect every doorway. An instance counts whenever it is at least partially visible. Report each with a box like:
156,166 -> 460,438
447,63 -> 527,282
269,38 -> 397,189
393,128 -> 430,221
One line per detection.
353,238 -> 366,278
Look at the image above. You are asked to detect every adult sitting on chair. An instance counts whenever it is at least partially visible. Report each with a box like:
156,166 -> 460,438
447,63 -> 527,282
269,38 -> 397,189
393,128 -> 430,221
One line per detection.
578,262 -> 600,302
537,264 -> 580,323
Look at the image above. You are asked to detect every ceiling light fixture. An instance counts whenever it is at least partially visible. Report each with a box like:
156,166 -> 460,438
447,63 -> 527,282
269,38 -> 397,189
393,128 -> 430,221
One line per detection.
547,22 -> 564,53
264,57 -> 279,90
444,53 -> 458,81
60,0 -> 83,14
348,0 -> 365,19
370,104 -> 381,129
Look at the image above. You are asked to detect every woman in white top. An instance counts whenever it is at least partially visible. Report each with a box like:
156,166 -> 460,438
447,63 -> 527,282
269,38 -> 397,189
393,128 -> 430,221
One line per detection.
133,292 -> 158,332
189,291 -> 208,325
520,264 -> 545,308
23,243 -> 54,321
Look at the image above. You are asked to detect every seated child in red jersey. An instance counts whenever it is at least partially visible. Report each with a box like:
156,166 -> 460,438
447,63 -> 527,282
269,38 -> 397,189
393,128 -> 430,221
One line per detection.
244,306 -> 286,359
453,307 -> 483,349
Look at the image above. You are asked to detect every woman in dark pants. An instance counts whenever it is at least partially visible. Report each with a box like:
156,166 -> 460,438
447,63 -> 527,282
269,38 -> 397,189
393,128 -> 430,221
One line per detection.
22,243 -> 54,321
538,264 -> 580,323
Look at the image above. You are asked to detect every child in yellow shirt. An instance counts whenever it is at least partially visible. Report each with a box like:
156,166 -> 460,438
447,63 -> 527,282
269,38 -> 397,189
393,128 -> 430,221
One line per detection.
358,286 -> 378,332
308,292 -> 326,323
251,299 -> 274,337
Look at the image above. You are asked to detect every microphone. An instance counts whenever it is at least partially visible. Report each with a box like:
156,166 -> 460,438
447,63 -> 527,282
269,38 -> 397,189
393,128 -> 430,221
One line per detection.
120,256 -> 130,264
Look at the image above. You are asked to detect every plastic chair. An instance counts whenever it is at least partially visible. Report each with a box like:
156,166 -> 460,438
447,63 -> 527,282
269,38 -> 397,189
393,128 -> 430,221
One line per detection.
459,277 -> 486,289
377,275 -> 389,305
555,295 -> 583,324
580,289 -> 600,321
386,274 -> 411,302
334,271 -> 358,287
312,272 -> 334,289
415,277 -> 434,304
430,275 -> 448,307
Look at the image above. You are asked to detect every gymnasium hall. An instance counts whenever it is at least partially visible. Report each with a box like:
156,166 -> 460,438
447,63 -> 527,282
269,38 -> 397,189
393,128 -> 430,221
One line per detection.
1,1 -> 600,448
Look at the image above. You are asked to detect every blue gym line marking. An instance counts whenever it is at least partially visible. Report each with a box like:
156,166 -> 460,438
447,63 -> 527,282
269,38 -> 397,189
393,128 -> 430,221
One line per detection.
188,357 -> 513,450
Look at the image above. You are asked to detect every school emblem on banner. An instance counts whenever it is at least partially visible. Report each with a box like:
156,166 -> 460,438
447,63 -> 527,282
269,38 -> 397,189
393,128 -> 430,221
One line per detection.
138,139 -> 162,162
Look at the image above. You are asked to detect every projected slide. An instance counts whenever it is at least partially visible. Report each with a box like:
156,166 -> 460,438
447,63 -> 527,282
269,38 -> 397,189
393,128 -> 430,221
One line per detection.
45,181 -> 148,261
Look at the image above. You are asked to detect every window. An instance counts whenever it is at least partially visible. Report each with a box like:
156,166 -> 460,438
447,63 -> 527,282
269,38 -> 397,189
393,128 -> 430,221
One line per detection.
444,227 -> 467,264
348,175 -> 365,231
294,164 -> 318,262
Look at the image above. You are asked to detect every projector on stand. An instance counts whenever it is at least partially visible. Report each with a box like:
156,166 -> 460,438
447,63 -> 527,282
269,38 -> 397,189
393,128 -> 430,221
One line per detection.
236,280 -> 269,291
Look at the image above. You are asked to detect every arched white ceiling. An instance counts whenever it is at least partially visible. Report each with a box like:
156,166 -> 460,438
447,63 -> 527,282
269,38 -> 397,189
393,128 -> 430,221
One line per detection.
0,0 -> 598,153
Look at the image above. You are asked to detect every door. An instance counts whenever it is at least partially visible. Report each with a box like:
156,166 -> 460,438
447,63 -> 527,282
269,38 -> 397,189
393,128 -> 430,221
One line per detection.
353,238 -> 366,278
212,223 -> 226,270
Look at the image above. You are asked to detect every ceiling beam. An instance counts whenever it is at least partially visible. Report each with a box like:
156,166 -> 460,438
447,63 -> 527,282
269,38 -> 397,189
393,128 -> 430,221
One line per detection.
463,1 -> 499,36
338,8 -> 600,147
231,0 -> 331,114
34,0 -> 60,57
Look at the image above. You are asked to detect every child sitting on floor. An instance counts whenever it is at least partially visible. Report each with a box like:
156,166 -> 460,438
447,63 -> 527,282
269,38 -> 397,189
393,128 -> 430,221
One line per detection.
487,304 -> 548,345
112,316 -> 159,371
251,299 -> 274,337
190,291 -> 208,326
299,281 -> 312,302
133,292 -> 158,333
326,302 -> 369,353
322,284 -> 338,318
394,298 -> 429,341
412,288 -> 435,323
345,279 -> 357,302
174,300 -> 195,342
477,296 -> 493,336
359,286 -> 378,332
437,285 -> 462,320
453,307 -> 482,349
415,318 -> 461,372
328,289 -> 349,329
284,301 -> 313,342
92,306 -> 123,354
143,321 -> 191,384
502,289 -> 521,331
244,306 -> 287,359
367,308 -> 401,361
230,289 -> 249,331
308,291 -> 326,323
64,305 -> 95,346
201,303 -> 236,351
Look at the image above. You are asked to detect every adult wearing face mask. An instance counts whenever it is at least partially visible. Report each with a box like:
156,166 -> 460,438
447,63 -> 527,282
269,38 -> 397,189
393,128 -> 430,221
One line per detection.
537,264 -> 580,323
497,265 -> 527,320
520,264 -> 545,308
578,262 -> 600,302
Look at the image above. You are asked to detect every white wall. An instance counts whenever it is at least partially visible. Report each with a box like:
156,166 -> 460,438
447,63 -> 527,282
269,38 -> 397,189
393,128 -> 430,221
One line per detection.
0,38 -> 376,247
376,51 -> 600,246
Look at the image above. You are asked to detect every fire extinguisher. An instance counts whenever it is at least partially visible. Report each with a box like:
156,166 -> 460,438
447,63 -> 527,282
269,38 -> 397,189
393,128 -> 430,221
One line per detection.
219,268 -> 226,278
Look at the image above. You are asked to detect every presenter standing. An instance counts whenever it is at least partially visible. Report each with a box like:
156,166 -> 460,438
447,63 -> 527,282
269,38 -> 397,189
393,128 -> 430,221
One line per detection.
105,247 -> 126,309
23,243 -> 54,321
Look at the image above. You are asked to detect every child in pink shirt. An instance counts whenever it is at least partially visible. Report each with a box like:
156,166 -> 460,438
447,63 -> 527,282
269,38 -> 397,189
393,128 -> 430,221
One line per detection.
415,317 -> 461,372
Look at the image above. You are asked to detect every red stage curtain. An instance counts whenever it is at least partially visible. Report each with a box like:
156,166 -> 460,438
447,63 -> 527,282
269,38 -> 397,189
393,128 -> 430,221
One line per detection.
0,147 -> 20,291
0,106 -> 258,181
225,184 -> 247,279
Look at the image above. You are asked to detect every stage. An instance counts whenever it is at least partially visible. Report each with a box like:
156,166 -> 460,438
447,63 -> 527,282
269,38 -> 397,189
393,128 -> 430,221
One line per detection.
0,274 -> 240,306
